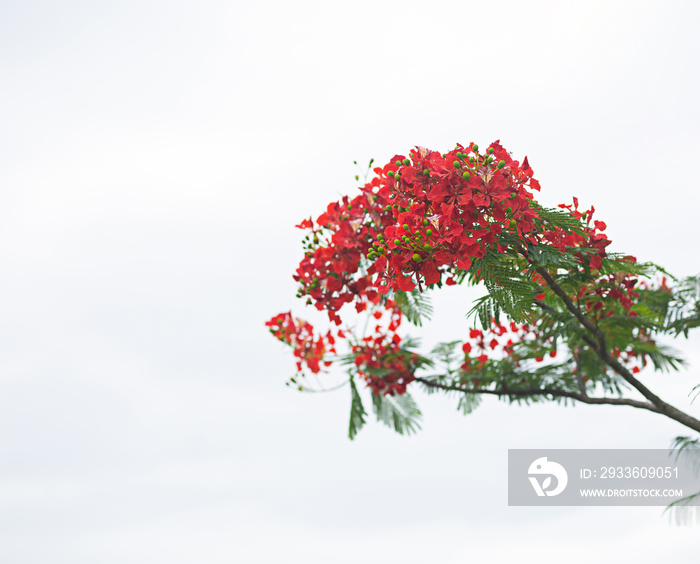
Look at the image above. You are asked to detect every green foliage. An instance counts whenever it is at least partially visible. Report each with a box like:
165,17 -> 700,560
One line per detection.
665,435 -> 700,525
348,377 -> 367,440
430,340 -> 463,373
666,275 -> 700,337
457,393 -> 481,414
467,255 -> 538,327
529,201 -> 587,236
527,244 -> 581,270
394,289 -> 434,327
371,391 -> 422,435
672,435 -> 700,473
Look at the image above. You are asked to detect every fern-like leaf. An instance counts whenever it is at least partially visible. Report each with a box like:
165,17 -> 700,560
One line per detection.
348,377 -> 367,440
394,290 -> 434,327
371,391 -> 422,435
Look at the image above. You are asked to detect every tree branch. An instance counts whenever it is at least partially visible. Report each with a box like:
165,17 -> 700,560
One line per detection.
415,376 -> 661,413
535,266 -> 700,433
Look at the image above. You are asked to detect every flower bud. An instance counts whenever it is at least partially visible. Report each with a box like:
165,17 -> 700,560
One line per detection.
453,160 -> 461,168
497,160 -> 506,169
402,224 -> 409,231
395,160 -> 402,166
394,239 -> 401,246
412,253 -> 421,262
426,229 -> 433,236
387,171 -> 395,177
487,147 -> 494,154
423,219 -> 429,226
462,171 -> 470,181
422,169 -> 430,176
472,143 -> 478,152
402,158 -> 410,166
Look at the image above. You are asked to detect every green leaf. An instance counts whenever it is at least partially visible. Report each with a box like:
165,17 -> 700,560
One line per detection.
457,393 -> 481,414
394,289 -> 434,327
666,275 -> 700,337
529,200 -> 587,236
371,391 -> 422,435
348,377 -> 367,440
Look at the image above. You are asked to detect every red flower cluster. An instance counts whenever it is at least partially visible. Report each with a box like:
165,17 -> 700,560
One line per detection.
577,269 -> 641,316
268,141 -> 660,397
350,302 -> 417,396
265,312 -> 336,374
551,197 -> 612,270
292,191 -> 385,325
460,318 -> 556,373
291,142 -> 545,325
367,142 -> 541,293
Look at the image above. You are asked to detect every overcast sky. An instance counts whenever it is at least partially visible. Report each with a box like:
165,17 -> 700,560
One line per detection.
1,1 -> 699,562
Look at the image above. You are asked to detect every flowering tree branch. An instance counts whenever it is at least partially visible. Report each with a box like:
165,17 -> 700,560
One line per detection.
536,266 -> 700,433
265,140 -> 700,439
414,376 -> 661,413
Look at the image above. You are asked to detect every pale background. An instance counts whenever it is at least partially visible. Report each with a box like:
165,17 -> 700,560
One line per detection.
1,1 -> 699,562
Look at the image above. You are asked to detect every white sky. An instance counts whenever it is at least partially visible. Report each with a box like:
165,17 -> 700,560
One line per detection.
1,1 -> 699,562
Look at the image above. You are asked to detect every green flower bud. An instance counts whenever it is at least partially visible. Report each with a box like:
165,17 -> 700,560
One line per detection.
426,229 -> 433,236
387,171 -> 395,177
462,171 -> 470,181
456,152 -> 464,159
394,239 -> 401,246
423,243 -> 430,251
423,219 -> 429,226
412,253 -> 421,262
395,160 -> 402,166
402,158 -> 410,166
422,169 -> 430,176
472,143 -> 478,152
453,160 -> 461,168
509,219 -> 517,229
487,147 -> 494,154
402,224 -> 409,231
510,191 -> 517,198
497,160 -> 506,169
